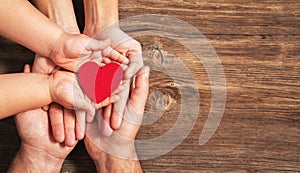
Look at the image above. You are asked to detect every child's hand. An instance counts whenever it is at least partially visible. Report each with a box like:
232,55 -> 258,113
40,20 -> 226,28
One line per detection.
48,70 -> 95,116
49,33 -> 129,72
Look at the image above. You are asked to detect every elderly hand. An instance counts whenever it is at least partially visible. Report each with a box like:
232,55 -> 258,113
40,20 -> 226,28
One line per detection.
84,66 -> 149,172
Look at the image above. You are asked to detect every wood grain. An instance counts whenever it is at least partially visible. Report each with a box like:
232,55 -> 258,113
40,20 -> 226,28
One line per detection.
0,0 -> 299,172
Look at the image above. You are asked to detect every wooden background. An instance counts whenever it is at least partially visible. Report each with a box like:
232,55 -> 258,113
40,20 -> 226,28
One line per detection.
0,0 -> 299,172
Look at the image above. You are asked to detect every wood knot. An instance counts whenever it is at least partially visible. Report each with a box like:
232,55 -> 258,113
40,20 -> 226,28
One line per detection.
149,43 -> 167,68
144,91 -> 173,125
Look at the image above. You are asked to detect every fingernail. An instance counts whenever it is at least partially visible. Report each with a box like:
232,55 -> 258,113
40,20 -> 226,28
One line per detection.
144,66 -> 150,78
125,72 -> 133,80
86,114 -> 94,123
124,58 -> 129,64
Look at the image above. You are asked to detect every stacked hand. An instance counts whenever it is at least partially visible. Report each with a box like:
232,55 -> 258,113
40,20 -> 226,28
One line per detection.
8,0 -> 147,172
84,66 -> 149,172
33,47 -> 126,146
84,26 -> 144,135
7,66 -> 76,173
48,33 -> 128,72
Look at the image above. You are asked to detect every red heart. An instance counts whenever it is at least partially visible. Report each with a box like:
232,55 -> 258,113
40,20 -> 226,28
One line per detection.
78,62 -> 123,103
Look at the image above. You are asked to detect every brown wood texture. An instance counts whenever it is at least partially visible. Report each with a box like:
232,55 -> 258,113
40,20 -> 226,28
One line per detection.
0,0 -> 299,172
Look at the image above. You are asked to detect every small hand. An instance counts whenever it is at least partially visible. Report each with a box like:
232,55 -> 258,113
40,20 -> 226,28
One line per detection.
8,65 -> 77,172
32,56 -> 83,145
49,33 -> 128,72
49,70 -> 95,116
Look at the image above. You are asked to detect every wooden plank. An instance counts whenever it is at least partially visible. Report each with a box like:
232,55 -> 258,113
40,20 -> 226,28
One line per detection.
119,0 -> 300,35
135,34 -> 300,171
0,0 -> 299,172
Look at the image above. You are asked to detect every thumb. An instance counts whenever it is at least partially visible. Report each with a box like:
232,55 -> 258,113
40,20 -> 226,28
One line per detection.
118,66 -> 150,139
23,64 -> 31,73
75,99 -> 95,119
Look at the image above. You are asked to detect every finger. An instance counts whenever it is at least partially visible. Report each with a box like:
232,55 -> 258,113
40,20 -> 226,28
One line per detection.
112,84 -> 125,95
124,53 -> 143,79
32,55 -> 56,74
73,85 -> 95,120
49,103 -> 65,143
116,67 -> 149,139
86,39 -> 110,51
23,64 -> 31,73
103,57 -> 112,64
89,52 -> 103,65
42,105 -> 50,111
84,95 -> 96,123
110,81 -> 130,130
64,108 -> 77,147
103,104 -> 113,136
102,47 -> 129,64
94,95 -> 120,110
120,64 -> 128,71
75,110 -> 86,140
128,66 -> 150,113
89,50 -> 103,63
80,99 -> 95,123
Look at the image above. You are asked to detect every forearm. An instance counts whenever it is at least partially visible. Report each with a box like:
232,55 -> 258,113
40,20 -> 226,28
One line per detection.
32,0 -> 79,33
8,143 -> 63,173
0,0 -> 64,57
83,0 -> 119,36
0,73 -> 51,119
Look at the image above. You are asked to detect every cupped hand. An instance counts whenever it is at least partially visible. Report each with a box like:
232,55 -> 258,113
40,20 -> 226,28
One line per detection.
84,66 -> 149,161
9,65 -> 78,172
48,70 -> 95,116
102,28 -> 144,132
32,56 -> 83,146
15,108 -> 76,162
49,33 -> 128,72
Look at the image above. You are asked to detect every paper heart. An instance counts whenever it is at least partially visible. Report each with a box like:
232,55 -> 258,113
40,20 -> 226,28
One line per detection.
78,62 -> 123,103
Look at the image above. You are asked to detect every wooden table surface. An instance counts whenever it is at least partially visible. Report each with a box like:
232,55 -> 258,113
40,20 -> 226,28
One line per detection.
0,0 -> 299,172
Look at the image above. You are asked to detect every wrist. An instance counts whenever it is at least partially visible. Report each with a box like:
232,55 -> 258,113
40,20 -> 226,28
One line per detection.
8,143 -> 64,173
33,0 -> 79,34
93,147 -> 142,173
83,0 -> 119,36
97,139 -> 139,161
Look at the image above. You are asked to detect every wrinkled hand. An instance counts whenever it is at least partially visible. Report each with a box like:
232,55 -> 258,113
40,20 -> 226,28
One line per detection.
93,26 -> 143,79
8,66 -> 77,172
49,33 -> 128,72
14,108 -> 75,165
84,66 -> 149,161
32,55 -> 123,145
97,27 -> 144,133
32,55 -> 83,146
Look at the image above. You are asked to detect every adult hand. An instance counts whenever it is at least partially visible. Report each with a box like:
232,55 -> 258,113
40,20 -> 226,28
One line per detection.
92,26 -> 143,79
83,0 -> 144,133
96,27 -> 144,132
32,55 -> 83,146
84,66 -> 149,172
32,56 -> 123,145
7,65 -> 76,172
